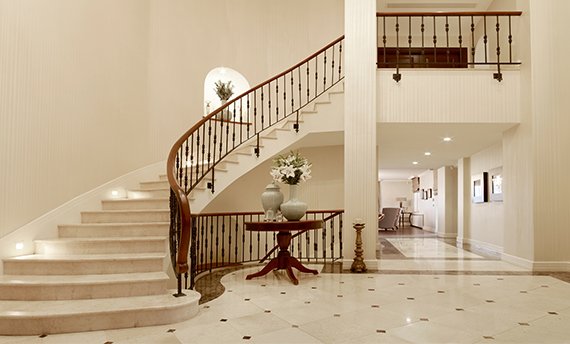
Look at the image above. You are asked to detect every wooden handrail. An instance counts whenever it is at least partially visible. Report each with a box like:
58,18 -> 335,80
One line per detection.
167,35 -> 345,147
194,209 -> 344,217
377,11 -> 522,17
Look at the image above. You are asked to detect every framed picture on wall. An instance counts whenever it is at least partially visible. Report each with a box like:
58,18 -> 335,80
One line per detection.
489,167 -> 503,202
472,172 -> 488,203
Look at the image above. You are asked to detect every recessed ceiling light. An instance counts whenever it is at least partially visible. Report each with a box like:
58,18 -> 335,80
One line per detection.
412,161 -> 419,165
443,137 -> 452,142
424,152 -> 431,156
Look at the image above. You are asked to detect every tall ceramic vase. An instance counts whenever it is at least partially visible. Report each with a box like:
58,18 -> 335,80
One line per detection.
261,183 -> 283,221
280,184 -> 307,221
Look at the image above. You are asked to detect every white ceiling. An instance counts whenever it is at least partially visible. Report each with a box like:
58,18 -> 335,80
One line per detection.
293,122 -> 517,180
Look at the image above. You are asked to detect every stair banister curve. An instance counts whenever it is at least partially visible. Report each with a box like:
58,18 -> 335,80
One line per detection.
166,36 -> 345,295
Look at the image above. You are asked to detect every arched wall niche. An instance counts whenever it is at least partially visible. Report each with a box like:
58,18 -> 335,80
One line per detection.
203,67 -> 250,118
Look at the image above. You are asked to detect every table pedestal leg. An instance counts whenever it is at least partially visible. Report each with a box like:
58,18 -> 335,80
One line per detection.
246,231 -> 318,285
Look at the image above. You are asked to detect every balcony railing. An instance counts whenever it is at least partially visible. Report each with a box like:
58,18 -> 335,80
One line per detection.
178,210 -> 344,289
377,11 -> 522,82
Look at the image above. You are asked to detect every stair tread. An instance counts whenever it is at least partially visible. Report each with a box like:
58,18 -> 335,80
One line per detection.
35,236 -> 167,243
102,198 -> 169,202
60,222 -> 169,226
82,209 -> 169,214
0,290 -> 200,317
0,272 -> 168,285
4,253 -> 166,262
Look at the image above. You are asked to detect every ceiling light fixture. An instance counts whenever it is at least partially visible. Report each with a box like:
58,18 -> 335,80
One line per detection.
412,161 -> 419,165
424,152 -> 431,156
443,137 -> 452,142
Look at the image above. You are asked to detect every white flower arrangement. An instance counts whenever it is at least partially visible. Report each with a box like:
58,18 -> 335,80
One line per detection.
270,151 -> 312,185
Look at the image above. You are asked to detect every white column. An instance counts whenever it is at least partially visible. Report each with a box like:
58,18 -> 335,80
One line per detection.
343,0 -> 378,268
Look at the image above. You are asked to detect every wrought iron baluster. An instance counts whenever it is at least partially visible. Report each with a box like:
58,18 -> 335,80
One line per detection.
323,50 -> 327,90
445,16 -> 450,65
208,217 -> 213,271
298,67 -> 302,110
470,16 -> 475,66
408,16 -> 412,67
394,16 -> 401,82
282,75 -> 287,119
382,17 -> 387,65
494,15 -> 503,81
331,45 -> 335,84
260,87 -> 264,131
290,72 -> 294,112
338,41 -> 342,80
433,16 -> 437,64
268,82 -> 272,126
458,16 -> 463,66
253,90 -> 257,146
184,140 -> 189,194
306,62 -> 310,101
483,16 -> 488,63
421,16 -> 426,65
215,216 -> 219,268
314,56 -> 318,98
275,79 -> 279,120
508,15 -> 513,63
246,94 -> 251,140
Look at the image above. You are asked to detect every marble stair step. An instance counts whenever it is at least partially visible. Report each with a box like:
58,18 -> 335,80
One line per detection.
101,198 -> 169,210
81,209 -> 169,223
3,253 -> 165,275
34,237 -> 167,255
0,290 -> 200,335
58,222 -> 169,238
0,272 -> 168,301
140,180 -> 169,190
127,188 -> 170,199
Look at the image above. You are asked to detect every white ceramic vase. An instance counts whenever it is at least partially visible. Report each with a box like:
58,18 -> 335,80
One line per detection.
261,183 -> 283,221
280,184 -> 307,221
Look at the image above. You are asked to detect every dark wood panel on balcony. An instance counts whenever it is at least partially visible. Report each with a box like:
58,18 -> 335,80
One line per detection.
377,47 -> 468,68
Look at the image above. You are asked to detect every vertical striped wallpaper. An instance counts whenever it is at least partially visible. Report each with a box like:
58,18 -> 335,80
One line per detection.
0,0 -> 152,238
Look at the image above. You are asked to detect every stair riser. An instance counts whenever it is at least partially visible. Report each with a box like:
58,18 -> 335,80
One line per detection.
0,298 -> 199,335
3,258 -> 163,275
59,224 -> 169,238
140,181 -> 169,190
0,279 -> 167,301
35,240 -> 167,255
81,211 -> 169,223
101,199 -> 168,210
127,189 -> 170,198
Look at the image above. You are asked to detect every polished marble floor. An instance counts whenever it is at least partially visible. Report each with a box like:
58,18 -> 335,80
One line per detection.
2,228 -> 569,343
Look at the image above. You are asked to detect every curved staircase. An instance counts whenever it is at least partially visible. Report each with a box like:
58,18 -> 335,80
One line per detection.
0,176 -> 200,336
0,37 -> 344,336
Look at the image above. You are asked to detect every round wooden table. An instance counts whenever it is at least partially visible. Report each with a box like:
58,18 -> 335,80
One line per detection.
244,220 -> 323,285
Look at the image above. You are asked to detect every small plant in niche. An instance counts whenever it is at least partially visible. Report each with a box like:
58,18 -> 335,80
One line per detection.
214,80 -> 234,102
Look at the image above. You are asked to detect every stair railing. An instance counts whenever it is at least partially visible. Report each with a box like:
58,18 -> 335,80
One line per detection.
376,11 -> 522,82
166,36 -> 345,296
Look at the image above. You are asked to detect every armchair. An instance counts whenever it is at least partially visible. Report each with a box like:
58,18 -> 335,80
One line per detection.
378,207 -> 400,230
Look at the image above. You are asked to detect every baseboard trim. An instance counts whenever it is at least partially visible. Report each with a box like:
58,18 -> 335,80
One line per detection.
501,252 -> 534,270
461,237 -> 504,256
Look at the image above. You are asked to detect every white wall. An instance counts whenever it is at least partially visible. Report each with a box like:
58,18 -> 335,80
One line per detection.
436,166 -> 457,238
379,180 -> 413,210
203,145 -> 344,213
417,170 -> 436,231
468,143 -> 504,250
377,70 -> 520,123
0,0 -> 152,239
